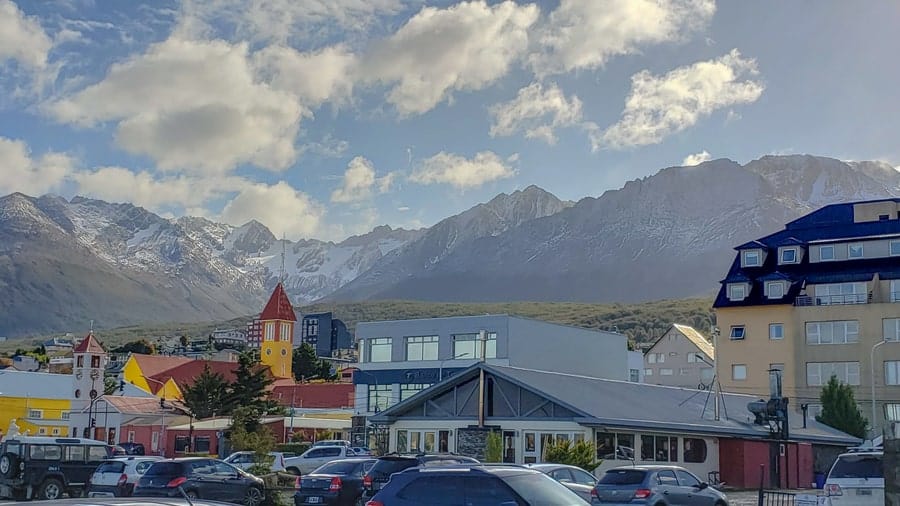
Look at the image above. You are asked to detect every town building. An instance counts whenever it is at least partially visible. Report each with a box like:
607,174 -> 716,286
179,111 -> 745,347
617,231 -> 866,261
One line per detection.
259,282 -> 296,379
714,199 -> 900,435
352,315 -> 629,416
299,312 -> 353,357
370,363 -> 858,488
210,328 -> 247,349
0,369 -> 72,438
643,324 -> 715,389
246,316 -> 262,349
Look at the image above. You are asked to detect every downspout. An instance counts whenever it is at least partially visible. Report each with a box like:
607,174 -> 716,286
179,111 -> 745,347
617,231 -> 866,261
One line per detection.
477,330 -> 486,428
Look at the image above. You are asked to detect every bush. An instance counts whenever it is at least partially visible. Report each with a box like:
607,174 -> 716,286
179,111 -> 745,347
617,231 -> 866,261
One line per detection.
544,439 -> 600,472
484,431 -> 503,463
276,442 -> 312,455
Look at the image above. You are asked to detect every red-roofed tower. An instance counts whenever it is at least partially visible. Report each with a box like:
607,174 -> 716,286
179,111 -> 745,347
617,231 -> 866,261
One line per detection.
72,331 -> 108,438
259,282 -> 296,379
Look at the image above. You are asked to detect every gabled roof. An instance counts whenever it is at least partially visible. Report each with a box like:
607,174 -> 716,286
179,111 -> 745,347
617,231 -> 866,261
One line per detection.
735,240 -> 768,250
129,354 -> 193,378
73,332 -> 105,354
148,359 -> 261,391
670,324 -> 714,360
260,283 -> 297,322
372,364 -> 859,446
270,382 -> 355,409
757,271 -> 795,282
773,236 -> 805,247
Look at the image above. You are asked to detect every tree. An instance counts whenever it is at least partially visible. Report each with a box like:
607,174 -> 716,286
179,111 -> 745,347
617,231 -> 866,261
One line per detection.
816,375 -> 868,438
104,376 -> 120,395
226,351 -> 280,418
228,406 -> 276,476
111,340 -> 156,355
484,431 -> 503,463
181,364 -> 229,419
292,344 -> 337,382
544,439 -> 600,472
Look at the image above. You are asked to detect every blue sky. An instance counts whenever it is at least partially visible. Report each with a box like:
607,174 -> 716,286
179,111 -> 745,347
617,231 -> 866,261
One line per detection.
1,0 -> 898,241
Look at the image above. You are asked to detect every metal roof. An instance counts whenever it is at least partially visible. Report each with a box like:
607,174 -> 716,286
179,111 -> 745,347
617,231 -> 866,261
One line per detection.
0,369 -> 73,399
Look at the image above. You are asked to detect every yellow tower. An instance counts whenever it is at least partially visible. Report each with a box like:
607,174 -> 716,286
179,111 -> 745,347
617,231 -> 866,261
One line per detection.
259,282 -> 296,379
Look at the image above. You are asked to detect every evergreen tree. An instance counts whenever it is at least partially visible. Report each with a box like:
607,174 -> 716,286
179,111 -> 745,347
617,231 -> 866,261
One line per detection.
181,364 -> 229,419
292,343 -> 321,381
226,351 -> 279,417
816,375 -> 868,438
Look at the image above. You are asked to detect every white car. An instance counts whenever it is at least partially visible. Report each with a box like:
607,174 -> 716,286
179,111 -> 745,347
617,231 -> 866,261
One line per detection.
288,446 -> 356,475
224,451 -> 289,473
311,440 -> 351,448
824,450 -> 883,505
86,456 -> 162,497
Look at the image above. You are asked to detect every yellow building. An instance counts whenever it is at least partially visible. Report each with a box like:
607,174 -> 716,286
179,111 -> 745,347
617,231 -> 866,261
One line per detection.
715,199 -> 900,436
0,370 -> 72,438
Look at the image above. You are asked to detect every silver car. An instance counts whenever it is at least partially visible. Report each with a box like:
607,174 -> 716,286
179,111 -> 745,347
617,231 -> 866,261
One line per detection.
592,465 -> 729,505
526,463 -> 598,502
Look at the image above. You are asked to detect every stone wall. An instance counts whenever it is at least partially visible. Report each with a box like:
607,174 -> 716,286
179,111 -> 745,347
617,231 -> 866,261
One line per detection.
456,427 -> 491,460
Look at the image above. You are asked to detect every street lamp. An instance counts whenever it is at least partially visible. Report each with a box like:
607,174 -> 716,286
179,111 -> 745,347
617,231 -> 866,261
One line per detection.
439,352 -> 471,381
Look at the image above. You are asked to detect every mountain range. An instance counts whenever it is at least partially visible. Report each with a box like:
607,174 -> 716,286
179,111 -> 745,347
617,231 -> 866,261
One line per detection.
1,154 -> 898,337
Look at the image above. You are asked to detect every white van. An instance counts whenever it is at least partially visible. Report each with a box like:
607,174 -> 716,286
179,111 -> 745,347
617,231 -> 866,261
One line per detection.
824,450 -> 883,505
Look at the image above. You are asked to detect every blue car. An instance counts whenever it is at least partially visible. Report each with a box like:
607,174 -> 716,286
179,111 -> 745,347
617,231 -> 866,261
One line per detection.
591,466 -> 728,505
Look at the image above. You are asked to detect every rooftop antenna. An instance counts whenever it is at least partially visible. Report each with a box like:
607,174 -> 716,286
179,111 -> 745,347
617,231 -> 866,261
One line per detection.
280,233 -> 286,284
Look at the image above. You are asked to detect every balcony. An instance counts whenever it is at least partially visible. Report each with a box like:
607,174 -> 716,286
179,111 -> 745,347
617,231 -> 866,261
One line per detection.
794,293 -> 872,306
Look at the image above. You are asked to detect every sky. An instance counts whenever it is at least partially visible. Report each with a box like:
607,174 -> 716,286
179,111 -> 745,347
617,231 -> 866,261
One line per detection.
1,0 -> 899,242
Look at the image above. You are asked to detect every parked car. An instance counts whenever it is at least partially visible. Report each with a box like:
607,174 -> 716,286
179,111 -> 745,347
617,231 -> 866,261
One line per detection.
526,463 -> 597,501
0,436 -> 113,500
87,456 -> 163,497
225,451 -> 290,473
312,440 -> 352,448
23,498 -> 238,506
118,443 -> 146,456
289,446 -> 358,476
591,465 -> 728,505
294,458 -> 375,506
824,449 -> 883,505
360,453 -> 480,499
364,464 -> 589,505
133,457 -> 264,506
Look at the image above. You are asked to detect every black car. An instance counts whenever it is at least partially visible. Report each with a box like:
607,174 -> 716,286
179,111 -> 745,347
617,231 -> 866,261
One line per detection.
21,498 -> 236,506
294,458 -> 375,506
0,436 -> 113,500
118,443 -> 146,456
360,454 -> 480,499
133,457 -> 264,506
365,465 -> 589,505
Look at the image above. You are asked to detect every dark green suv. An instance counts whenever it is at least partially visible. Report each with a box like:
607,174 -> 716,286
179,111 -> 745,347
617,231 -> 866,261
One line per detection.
0,436 -> 113,500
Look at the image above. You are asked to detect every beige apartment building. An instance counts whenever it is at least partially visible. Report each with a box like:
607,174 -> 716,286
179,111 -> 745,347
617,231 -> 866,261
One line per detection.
715,199 -> 900,436
643,324 -> 715,389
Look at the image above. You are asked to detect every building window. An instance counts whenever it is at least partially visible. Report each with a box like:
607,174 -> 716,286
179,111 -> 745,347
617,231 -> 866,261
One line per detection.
743,250 -> 761,267
368,384 -> 392,412
629,369 -> 640,382
891,240 -> 900,256
819,245 -> 836,261
886,362 -> 900,386
644,369 -> 653,376
679,368 -> 690,375
367,338 -> 392,362
729,326 -> 746,340
732,364 -> 747,381
806,362 -> 860,386
51,428 -> 59,436
28,409 -> 43,419
770,363 -> 785,373
91,355 -> 100,368
659,368 -> 673,376
60,411 -> 70,421
766,281 -> 785,299
683,438 -> 707,463
885,319 -> 900,342
596,432 -> 635,461
728,284 -> 746,301
452,332 -> 497,359
401,383 -> 432,401
280,322 -> 291,342
892,280 -> 900,303
193,436 -> 211,453
780,248 -> 798,264
806,321 -> 859,345
647,353 -> 665,364
128,431 -> 135,443
76,356 -> 84,367
814,282 -> 867,305
769,323 -> 784,340
886,404 -> 900,422
641,435 -> 678,462
264,323 -> 275,341
405,336 -> 439,361
849,243 -> 864,258
687,353 -> 702,363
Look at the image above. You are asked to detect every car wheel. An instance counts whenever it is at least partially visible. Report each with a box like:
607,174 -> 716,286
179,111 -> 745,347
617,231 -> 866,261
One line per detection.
244,486 -> 263,506
0,453 -> 19,478
185,490 -> 200,499
38,478 -> 65,500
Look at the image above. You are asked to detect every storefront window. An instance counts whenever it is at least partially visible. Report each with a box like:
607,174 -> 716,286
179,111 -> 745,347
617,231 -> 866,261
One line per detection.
683,438 -> 707,463
641,435 -> 677,462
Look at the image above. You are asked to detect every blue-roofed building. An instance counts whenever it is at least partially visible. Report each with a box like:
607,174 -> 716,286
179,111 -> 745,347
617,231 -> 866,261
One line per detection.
713,199 -> 900,437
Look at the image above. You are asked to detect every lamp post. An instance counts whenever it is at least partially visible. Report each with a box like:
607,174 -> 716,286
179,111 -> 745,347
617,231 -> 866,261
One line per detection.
871,339 -> 890,439
439,352 -> 471,381
141,377 -> 168,455
347,367 -> 379,413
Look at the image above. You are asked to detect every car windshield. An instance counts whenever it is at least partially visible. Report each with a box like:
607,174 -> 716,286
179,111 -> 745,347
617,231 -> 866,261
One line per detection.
370,459 -> 415,477
830,455 -> 883,479
144,462 -> 184,476
504,473 -> 587,505
96,461 -> 126,473
599,470 -> 647,485
315,460 -> 361,475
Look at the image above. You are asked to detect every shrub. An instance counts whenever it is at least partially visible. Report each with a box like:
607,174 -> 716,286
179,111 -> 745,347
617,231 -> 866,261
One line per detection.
544,439 -> 600,472
484,431 -> 503,463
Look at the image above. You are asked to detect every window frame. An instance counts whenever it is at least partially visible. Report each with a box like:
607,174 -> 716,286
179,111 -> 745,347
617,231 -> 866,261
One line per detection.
730,326 -> 746,340
886,361 -> 900,386
780,247 -> 798,264
891,240 -> 900,257
367,337 -> 392,363
766,281 -> 785,299
404,335 -> 439,361
769,323 -> 784,340
367,384 -> 392,412
728,283 -> 746,301
805,321 -> 859,345
451,332 -> 498,360
806,362 -> 861,386
742,250 -> 761,267
732,364 -> 747,381
819,244 -> 836,261
848,243 -> 864,259
885,318 -> 900,342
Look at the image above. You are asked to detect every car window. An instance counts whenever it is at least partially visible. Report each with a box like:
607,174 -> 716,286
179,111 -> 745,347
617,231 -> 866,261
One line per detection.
397,476 -> 465,505
96,461 -> 126,474
657,470 -> 678,486
305,449 -> 323,458
549,469 -> 573,482
323,447 -> 342,457
64,446 -> 85,462
135,461 -> 155,474
504,473 -> 586,505
88,446 -> 110,461
599,469 -> 646,485
214,461 -> 238,476
465,476 -> 520,505
570,469 -> 597,486
190,460 -> 216,475
30,445 -> 62,460
830,455 -> 883,479
145,462 -> 184,476
675,470 -> 701,488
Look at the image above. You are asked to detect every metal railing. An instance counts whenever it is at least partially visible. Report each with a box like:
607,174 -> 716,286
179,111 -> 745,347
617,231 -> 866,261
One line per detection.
794,292 -> 871,306
758,490 -> 796,506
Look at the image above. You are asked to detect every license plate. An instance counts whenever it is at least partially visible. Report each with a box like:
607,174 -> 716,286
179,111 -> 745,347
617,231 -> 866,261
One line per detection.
857,489 -> 872,495
89,492 -> 115,498
306,497 -> 322,504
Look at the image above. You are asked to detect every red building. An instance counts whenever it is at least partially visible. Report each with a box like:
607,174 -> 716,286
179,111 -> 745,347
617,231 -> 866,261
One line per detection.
719,439 -> 814,489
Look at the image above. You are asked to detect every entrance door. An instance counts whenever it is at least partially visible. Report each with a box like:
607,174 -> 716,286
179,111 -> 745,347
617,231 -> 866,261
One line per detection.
523,432 -> 537,464
502,431 -> 516,463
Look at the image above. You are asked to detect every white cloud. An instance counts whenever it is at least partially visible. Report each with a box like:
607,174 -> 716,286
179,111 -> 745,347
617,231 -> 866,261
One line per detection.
331,156 -> 394,203
397,206 -> 410,212
47,37 -> 305,174
220,181 -> 324,239
489,82 -> 583,144
297,134 -> 350,159
410,150 -> 516,189
682,150 -> 711,166
0,0 -> 53,69
0,137 -> 72,196
530,0 -> 715,76
362,0 -> 540,115
595,49 -> 764,150
253,44 -> 357,108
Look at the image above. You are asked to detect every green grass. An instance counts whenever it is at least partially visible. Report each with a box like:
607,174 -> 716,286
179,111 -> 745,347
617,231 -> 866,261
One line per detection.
1,298 -> 714,352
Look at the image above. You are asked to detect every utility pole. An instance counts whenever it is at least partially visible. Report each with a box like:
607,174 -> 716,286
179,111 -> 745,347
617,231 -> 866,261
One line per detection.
477,330 -> 486,427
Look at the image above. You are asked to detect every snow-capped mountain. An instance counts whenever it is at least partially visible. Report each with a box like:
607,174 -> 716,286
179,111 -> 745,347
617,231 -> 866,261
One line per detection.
1,154 -> 898,335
